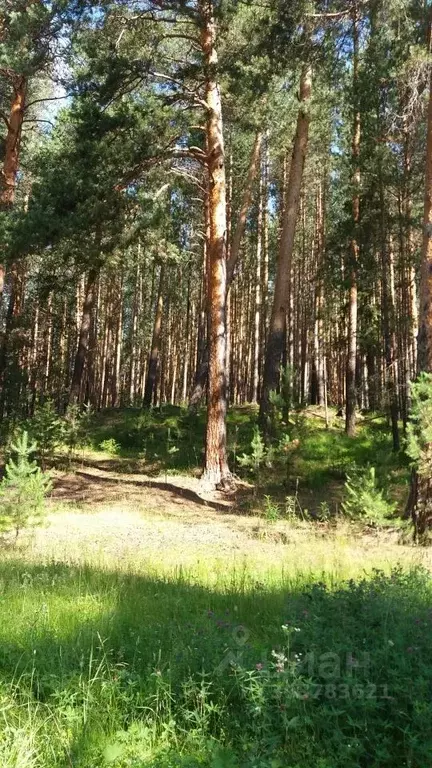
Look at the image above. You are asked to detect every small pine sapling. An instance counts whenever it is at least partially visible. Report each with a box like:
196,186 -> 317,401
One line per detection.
27,400 -> 63,468
342,466 -> 395,525
0,431 -> 52,540
63,403 -> 92,464
238,427 -> 268,495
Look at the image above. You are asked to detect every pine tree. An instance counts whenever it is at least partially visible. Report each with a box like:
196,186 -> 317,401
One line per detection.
0,430 -> 52,539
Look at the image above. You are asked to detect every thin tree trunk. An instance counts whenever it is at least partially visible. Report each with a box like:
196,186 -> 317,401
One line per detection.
182,266 -> 191,403
112,274 -> 123,407
129,256 -> 140,405
143,264 -> 165,409
379,177 -> 400,451
226,130 -> 263,285
261,132 -> 270,358
252,164 -> 264,403
69,267 -> 99,404
44,294 -> 53,396
189,206 -> 209,410
259,61 -> 312,433
346,7 -> 360,437
313,182 -> 325,406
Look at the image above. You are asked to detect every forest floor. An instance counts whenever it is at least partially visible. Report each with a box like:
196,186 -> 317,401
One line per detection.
1,407 -> 431,768
15,462 -> 427,576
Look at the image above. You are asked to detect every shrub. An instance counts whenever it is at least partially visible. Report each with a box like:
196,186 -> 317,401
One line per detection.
63,403 -> 92,461
238,427 -> 267,491
27,399 -> 63,468
341,466 -> 396,524
0,431 -> 52,540
99,438 -> 121,455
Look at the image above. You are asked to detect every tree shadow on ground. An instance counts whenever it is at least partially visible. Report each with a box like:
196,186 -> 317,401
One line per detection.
0,561 -> 431,766
51,470 -> 233,513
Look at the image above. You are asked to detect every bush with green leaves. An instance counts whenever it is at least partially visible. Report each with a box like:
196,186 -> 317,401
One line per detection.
0,431 -> 52,539
341,466 -> 396,525
99,437 -> 121,455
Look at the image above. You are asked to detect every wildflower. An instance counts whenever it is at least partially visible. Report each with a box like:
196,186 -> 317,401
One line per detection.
255,663 -> 263,671
272,650 -> 288,666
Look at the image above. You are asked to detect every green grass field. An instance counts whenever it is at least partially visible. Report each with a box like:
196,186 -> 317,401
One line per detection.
0,407 -> 430,767
1,554 -> 432,767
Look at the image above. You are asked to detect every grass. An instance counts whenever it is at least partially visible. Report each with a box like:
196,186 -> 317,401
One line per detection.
0,405 -> 425,766
0,554 -> 431,767
80,405 -> 410,512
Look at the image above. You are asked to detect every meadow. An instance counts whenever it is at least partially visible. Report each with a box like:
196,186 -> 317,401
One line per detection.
0,406 -> 431,768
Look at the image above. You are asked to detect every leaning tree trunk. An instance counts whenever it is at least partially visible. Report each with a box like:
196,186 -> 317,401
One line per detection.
143,264 -> 165,409
259,62 -> 312,434
346,7 -> 360,437
408,13 -> 432,537
200,0 -> 232,488
69,267 -> 99,404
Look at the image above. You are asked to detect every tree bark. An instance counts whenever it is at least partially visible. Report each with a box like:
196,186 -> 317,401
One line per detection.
69,267 -> 99,404
259,62 -> 312,434
188,130 -> 263,408
200,0 -> 231,488
346,8 -> 360,437
252,160 -> 264,403
143,264 -> 165,409
0,74 -> 26,298
312,182 -> 325,406
226,130 -> 263,285
408,13 -> 432,535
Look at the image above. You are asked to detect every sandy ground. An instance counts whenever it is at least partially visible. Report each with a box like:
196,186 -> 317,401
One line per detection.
9,466 -> 429,577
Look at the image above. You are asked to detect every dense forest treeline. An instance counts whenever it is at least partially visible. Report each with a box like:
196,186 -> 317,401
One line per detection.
1,0 -> 432,509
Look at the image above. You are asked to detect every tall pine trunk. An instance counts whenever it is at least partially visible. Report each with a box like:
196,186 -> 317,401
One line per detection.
188,130 -> 263,408
200,0 -> 231,487
259,62 -> 312,433
0,74 -> 26,298
346,8 -> 360,436
408,12 -> 432,535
